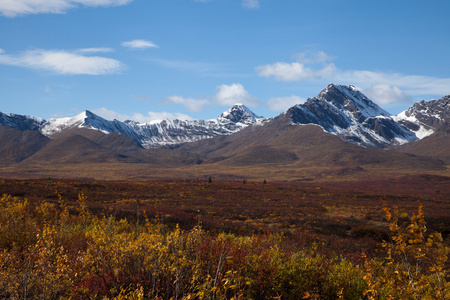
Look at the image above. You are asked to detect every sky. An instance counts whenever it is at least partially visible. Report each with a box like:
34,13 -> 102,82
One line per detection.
1,0 -> 450,123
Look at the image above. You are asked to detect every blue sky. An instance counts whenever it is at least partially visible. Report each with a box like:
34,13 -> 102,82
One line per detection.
1,0 -> 449,122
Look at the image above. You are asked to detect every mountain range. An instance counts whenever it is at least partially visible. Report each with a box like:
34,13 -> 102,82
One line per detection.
0,84 -> 449,180
0,104 -> 269,149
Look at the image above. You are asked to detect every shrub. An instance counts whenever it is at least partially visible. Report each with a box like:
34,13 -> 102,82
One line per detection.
364,204 -> 449,299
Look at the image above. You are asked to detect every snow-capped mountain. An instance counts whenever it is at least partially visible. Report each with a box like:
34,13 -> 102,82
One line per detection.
1,85 -> 449,151
394,95 -> 450,139
0,104 -> 269,148
41,110 -> 137,138
0,112 -> 46,131
126,104 -> 268,148
286,84 -> 418,148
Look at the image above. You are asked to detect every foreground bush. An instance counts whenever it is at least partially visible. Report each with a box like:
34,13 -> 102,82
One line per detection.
0,194 -> 448,299
364,205 -> 449,299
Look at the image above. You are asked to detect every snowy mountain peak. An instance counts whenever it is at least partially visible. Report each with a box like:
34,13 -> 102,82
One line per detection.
394,95 -> 450,139
218,104 -> 261,124
40,110 -> 113,136
319,84 -> 390,118
287,84 -> 415,148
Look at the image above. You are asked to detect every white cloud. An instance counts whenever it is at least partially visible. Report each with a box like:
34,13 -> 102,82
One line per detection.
362,84 -> 412,106
0,48 -> 4,54
256,62 -> 336,81
0,0 -> 134,17
0,49 -> 124,75
339,71 -> 450,97
242,0 -> 259,9
165,95 -> 208,112
256,50 -> 450,105
92,107 -> 193,123
267,95 -> 306,112
122,39 -> 158,49
214,83 -> 258,106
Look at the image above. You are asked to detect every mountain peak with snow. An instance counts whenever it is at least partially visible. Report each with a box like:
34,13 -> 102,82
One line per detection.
394,94 -> 450,139
287,83 -> 415,148
218,104 -> 263,124
319,84 -> 391,118
40,110 -> 108,136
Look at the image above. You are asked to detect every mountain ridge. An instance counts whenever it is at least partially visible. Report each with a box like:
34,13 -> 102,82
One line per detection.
1,104 -> 269,149
0,84 -> 449,180
2,84 -> 449,150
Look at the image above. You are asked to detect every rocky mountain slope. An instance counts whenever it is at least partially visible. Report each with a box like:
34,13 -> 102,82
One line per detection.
394,95 -> 450,138
286,84 -> 417,148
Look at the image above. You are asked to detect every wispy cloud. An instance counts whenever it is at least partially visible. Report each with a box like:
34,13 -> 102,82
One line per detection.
339,71 -> 450,98
242,0 -> 259,9
160,83 -> 257,114
0,0 -> 134,17
0,49 -> 124,75
77,47 -> 115,54
165,95 -> 209,112
256,50 -> 337,81
122,39 -> 159,49
256,62 -> 336,81
294,50 -> 335,64
267,95 -> 306,112
92,107 -> 193,123
362,84 -> 412,106
132,94 -> 152,102
214,83 -> 258,106
256,51 -> 450,105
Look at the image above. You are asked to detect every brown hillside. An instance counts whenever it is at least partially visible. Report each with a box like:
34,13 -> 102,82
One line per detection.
22,134 -> 135,164
21,130 -> 204,167
51,128 -> 144,153
177,113 -> 445,172
394,128 -> 450,164
0,126 -> 50,165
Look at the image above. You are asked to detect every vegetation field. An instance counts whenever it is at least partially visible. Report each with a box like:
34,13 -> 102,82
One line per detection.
0,175 -> 449,299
